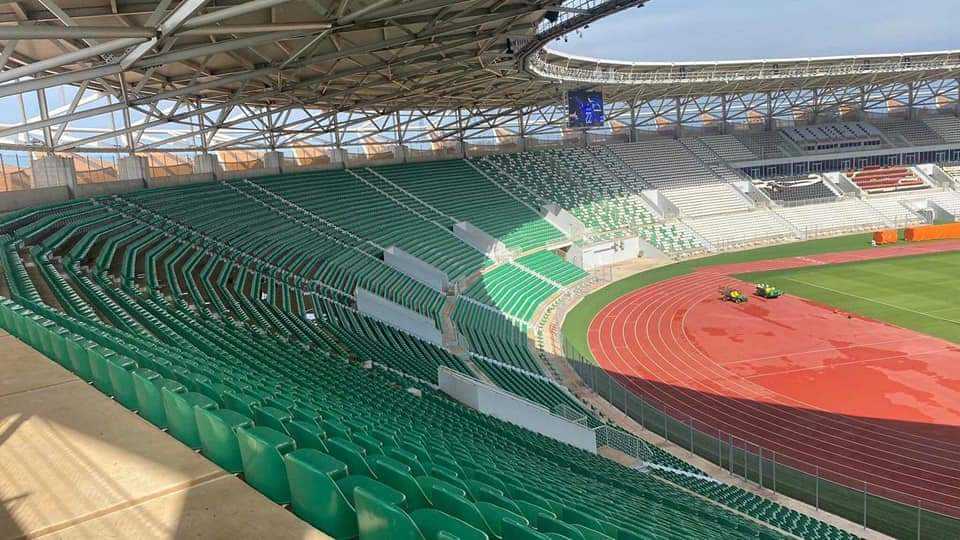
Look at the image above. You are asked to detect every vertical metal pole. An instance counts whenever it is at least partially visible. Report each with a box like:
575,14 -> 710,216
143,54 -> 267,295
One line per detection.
917,499 -> 921,540
863,481 -> 868,529
815,465 -> 820,510
772,451 -> 776,492
718,430 -> 723,468
639,393 -> 645,428
729,434 -> 734,476
759,447 -> 763,488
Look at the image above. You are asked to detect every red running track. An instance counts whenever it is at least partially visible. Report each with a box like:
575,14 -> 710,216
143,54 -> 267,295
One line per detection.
588,242 -> 960,517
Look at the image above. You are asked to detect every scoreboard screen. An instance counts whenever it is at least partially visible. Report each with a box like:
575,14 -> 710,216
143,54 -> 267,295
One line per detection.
567,90 -> 604,127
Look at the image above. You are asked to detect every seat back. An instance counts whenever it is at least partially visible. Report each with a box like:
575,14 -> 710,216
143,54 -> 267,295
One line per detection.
236,426 -> 296,504
355,486 -> 425,540
285,449 -> 357,539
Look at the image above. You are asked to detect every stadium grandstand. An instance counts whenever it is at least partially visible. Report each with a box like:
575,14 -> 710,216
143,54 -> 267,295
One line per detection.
0,0 -> 958,538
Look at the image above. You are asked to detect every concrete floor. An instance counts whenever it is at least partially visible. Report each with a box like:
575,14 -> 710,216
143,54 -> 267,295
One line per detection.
0,332 -> 329,540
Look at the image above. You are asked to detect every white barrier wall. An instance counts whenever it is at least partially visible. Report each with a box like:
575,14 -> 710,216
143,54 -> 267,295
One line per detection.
438,367 -> 598,453
355,287 -> 442,345
383,245 -> 450,292
567,235 -> 651,270
540,204 -> 585,240
453,221 -> 510,262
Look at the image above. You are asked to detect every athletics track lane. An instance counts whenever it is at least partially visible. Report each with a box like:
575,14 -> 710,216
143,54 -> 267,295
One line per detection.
587,242 -> 960,517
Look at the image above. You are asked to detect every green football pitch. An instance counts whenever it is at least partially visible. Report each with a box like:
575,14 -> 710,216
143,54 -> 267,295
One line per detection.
737,250 -> 960,345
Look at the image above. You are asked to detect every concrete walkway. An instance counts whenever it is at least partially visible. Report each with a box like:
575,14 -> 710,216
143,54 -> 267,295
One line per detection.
0,332 -> 329,540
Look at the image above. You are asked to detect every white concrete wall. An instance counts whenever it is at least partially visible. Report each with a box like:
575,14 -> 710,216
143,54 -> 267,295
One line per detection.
356,288 -> 442,346
0,186 -> 70,214
453,221 -> 510,262
540,204 -> 585,240
438,367 -> 597,453
118,156 -> 151,182
383,246 -> 450,292
30,155 -> 76,191
567,235 -> 644,270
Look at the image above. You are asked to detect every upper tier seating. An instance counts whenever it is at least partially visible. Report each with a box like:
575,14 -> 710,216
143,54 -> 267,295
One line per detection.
374,160 -> 566,252
875,118 -> 944,146
776,199 -> 888,236
923,116 -> 960,143
662,183 -> 754,218
780,122 -> 883,153
735,132 -> 787,159
477,148 -> 704,257
846,166 -> 927,194
683,210 -> 796,250
755,175 -> 838,203
476,149 -> 658,233
254,169 -> 491,281
115,180 -> 446,322
610,140 -> 719,188
697,135 -> 758,162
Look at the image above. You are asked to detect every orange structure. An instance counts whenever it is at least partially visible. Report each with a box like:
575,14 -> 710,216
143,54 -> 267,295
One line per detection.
904,222 -> 960,241
873,229 -> 898,244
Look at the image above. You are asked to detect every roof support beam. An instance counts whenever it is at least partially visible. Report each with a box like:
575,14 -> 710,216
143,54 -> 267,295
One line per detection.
0,37 -> 145,85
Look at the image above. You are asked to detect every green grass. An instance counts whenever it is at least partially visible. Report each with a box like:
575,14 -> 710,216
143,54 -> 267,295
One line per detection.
563,233 -> 879,361
737,250 -> 960,344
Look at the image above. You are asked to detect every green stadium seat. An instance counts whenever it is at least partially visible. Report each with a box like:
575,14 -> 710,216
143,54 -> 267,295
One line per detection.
195,408 -> 254,473
162,389 -> 218,449
355,486 -> 488,540
106,356 -> 139,409
236,426 -> 296,504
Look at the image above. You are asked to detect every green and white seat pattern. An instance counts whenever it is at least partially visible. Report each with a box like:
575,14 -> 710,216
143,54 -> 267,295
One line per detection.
0,196 -> 856,540
374,160 -> 567,252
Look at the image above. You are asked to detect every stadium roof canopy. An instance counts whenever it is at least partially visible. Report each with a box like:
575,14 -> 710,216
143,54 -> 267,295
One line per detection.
529,48 -> 960,101
0,0 -> 957,153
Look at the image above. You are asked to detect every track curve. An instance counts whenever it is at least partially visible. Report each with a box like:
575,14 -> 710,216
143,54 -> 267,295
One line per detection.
587,242 -> 960,517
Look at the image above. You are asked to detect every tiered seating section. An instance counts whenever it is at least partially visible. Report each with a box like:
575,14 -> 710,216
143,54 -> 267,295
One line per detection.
684,211 -> 795,250
775,200 -> 888,236
875,118 -> 944,146
846,166 -> 927,194
0,185 -> 858,540
476,148 -> 655,233
375,160 -> 566,252
697,135 -> 758,162
476,149 -> 704,256
780,122 -> 883,153
755,175 -> 837,203
923,116 -> 960,143
736,132 -> 788,159
610,140 -> 719,188
662,183 -> 753,217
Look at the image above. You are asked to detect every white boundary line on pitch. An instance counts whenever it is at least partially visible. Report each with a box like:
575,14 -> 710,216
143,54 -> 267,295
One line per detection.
780,276 -> 960,325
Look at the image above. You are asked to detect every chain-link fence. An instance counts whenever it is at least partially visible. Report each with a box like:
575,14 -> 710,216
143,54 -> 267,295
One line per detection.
561,336 -> 960,540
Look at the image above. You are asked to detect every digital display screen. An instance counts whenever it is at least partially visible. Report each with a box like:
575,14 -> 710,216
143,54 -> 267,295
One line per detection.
568,90 -> 604,127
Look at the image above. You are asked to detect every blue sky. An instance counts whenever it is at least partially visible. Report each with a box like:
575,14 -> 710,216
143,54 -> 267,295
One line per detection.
551,0 -> 959,61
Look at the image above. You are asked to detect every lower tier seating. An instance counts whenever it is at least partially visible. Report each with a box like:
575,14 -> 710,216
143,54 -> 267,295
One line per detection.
683,211 -> 796,250
515,251 -> 588,286
775,200 -> 888,236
